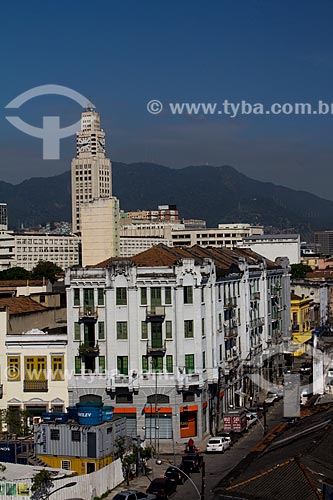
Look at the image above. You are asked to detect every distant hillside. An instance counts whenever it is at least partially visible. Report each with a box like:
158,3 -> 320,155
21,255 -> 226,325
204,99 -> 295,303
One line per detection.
1,162 -> 333,235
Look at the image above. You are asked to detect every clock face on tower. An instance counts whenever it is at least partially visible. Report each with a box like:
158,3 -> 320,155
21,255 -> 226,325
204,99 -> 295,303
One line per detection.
97,137 -> 105,153
77,136 -> 91,153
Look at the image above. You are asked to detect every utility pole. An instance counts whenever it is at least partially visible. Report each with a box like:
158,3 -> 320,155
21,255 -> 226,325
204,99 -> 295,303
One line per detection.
215,366 -> 222,434
200,460 -> 206,500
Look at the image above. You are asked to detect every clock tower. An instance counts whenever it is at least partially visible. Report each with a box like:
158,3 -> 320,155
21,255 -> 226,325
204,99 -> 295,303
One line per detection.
71,106 -> 112,233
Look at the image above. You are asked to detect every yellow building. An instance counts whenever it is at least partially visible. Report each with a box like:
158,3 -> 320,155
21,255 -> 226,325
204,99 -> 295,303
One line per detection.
290,293 -> 313,356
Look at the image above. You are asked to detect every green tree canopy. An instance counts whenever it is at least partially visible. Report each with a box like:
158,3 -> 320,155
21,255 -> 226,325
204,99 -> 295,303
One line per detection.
0,267 -> 31,281
290,263 -> 312,280
32,261 -> 63,283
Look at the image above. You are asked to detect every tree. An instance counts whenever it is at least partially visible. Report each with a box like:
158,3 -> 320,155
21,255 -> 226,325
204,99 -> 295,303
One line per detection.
31,470 -> 54,500
290,263 -> 312,280
32,261 -> 63,283
0,267 -> 31,281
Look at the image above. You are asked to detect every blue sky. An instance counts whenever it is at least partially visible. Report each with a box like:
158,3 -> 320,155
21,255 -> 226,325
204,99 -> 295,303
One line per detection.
1,0 -> 333,199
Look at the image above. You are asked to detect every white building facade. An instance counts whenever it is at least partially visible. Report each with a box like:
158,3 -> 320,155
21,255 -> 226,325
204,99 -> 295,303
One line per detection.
0,231 -> 80,271
65,245 -> 290,443
238,234 -> 301,264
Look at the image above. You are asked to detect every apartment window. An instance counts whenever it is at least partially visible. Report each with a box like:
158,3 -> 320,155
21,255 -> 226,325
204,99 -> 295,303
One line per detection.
73,288 -> 80,306
51,356 -> 64,381
142,355 -> 149,372
185,354 -> 195,374
51,429 -> 60,440
152,356 -> 163,372
61,460 -> 71,470
201,287 -> 204,303
218,313 -> 222,331
184,286 -> 193,304
74,356 -> 81,375
116,287 -> 127,305
219,344 -> 223,361
83,288 -> 94,307
98,322 -> 105,340
7,356 -> 20,381
151,287 -> 161,306
202,351 -> 206,370
98,289 -> 104,306
141,288 -> 147,305
184,320 -> 194,338
99,356 -> 106,374
141,321 -> 148,340
71,431 -> 80,442
117,356 -> 128,376
166,355 -> 173,374
74,322 -> 81,341
165,287 -> 172,305
218,286 -> 221,301
25,357 -> 46,381
117,321 -> 128,340
165,321 -> 172,339
202,318 -> 205,337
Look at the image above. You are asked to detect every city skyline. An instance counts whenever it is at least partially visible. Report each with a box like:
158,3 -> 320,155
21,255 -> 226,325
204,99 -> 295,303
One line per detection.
1,1 -> 333,201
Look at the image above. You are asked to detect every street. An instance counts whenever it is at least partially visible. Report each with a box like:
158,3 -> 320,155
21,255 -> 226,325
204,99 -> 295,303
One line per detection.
157,400 -> 284,500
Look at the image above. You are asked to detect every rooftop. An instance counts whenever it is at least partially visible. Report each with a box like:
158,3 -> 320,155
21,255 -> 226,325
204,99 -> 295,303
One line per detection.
94,244 -> 280,273
242,234 -> 300,241
0,296 -> 47,315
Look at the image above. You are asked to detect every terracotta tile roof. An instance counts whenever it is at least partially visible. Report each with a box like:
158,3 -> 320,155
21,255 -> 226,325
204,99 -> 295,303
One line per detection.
0,280 -> 45,287
94,244 -> 282,272
0,297 -> 47,315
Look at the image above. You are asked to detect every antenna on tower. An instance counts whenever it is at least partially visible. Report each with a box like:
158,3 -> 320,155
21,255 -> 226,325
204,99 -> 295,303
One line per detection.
86,101 -> 95,111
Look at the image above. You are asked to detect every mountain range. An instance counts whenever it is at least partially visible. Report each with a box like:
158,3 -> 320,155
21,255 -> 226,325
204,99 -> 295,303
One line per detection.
1,162 -> 333,236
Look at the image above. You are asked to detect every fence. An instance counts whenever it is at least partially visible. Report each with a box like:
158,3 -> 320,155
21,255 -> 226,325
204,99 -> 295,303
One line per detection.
0,459 -> 124,500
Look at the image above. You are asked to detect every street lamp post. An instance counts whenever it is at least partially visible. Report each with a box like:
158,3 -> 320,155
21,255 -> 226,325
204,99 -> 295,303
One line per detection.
43,481 -> 77,499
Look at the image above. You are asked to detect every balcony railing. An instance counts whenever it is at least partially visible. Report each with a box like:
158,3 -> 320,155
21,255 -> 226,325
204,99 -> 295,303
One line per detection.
146,306 -> 166,322
225,326 -> 238,337
250,291 -> 261,301
224,297 -> 237,309
146,340 -> 167,357
24,380 -> 48,392
250,317 -> 265,328
78,306 -> 98,323
78,343 -> 100,357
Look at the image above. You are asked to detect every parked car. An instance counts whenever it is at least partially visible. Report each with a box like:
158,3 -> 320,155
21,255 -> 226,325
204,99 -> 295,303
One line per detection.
164,466 -> 187,484
246,413 -> 257,428
113,490 -> 157,500
216,431 -> 235,445
181,452 -> 203,473
206,436 -> 230,453
264,392 -> 279,405
246,406 -> 262,419
146,478 -> 177,499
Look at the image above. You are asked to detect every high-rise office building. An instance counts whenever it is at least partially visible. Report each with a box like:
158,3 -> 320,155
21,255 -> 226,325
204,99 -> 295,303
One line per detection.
0,204 -> 8,231
71,107 -> 112,233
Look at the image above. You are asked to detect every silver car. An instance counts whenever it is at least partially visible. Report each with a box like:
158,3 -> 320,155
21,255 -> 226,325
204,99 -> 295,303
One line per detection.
113,490 -> 157,500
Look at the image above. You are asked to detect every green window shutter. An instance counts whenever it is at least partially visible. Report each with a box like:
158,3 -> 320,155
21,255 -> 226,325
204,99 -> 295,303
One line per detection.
184,320 -> 194,338
142,356 -> 149,372
73,289 -> 80,306
185,354 -> 195,374
74,322 -> 81,341
165,287 -> 172,305
152,356 -> 163,372
98,322 -> 105,340
74,356 -> 81,374
184,286 -> 193,304
117,322 -> 128,340
116,288 -> 127,305
151,287 -> 161,306
83,288 -> 94,306
141,288 -> 147,305
165,321 -> 172,339
98,289 -> 104,306
141,321 -> 148,339
117,356 -> 128,375
99,356 -> 106,374
166,355 -> 173,373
